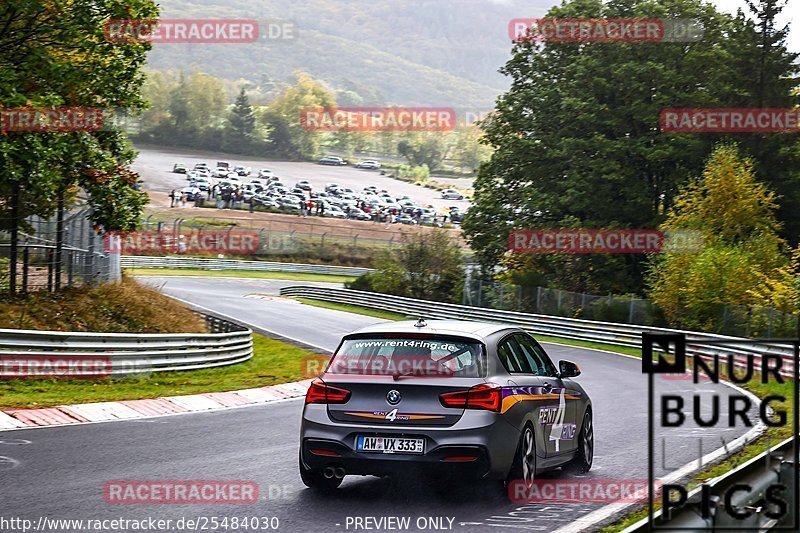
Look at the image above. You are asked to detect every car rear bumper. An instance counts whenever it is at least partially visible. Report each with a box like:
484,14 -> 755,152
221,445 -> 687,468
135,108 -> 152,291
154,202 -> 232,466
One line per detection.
300,406 -> 519,479
302,438 -> 491,478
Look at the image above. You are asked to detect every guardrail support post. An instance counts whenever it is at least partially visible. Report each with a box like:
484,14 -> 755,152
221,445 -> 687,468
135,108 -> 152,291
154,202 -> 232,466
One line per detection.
536,286 -> 542,313
629,294 -> 635,324
21,245 -> 29,294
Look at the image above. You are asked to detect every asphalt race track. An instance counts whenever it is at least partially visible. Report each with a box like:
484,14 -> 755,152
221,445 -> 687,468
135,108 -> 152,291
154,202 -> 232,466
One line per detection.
0,277 -> 761,532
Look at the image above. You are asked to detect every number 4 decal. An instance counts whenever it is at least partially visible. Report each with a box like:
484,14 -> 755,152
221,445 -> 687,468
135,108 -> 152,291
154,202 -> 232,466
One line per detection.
385,408 -> 398,422
548,388 -> 566,452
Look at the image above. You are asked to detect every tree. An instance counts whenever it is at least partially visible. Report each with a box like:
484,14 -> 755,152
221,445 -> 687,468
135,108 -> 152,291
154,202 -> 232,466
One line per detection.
397,134 -> 448,170
168,73 -> 191,129
224,88 -> 257,150
350,230 -> 464,303
647,145 -> 798,332
463,0 -> 798,293
451,125 -> 492,172
184,73 -> 227,130
723,0 -> 800,242
0,0 -> 156,292
140,70 -> 180,128
261,72 -> 336,159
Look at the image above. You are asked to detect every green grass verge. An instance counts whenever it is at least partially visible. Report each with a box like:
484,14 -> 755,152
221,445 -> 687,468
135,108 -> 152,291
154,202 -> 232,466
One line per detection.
600,365 -> 793,532
0,334 -> 317,409
126,267 -> 357,284
294,297 -> 409,321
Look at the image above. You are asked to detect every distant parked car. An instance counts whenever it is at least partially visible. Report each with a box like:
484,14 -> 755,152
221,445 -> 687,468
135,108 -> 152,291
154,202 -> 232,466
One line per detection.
258,169 -> 274,178
253,195 -> 279,209
324,205 -> 347,218
325,183 -> 340,193
355,160 -> 381,170
347,208 -> 371,221
441,189 -> 464,200
319,156 -> 347,166
190,178 -> 210,192
193,162 -> 209,171
214,166 -> 230,178
173,163 -> 187,173
181,186 -> 200,201
296,180 -> 313,191
278,196 -> 302,210
233,165 -> 251,176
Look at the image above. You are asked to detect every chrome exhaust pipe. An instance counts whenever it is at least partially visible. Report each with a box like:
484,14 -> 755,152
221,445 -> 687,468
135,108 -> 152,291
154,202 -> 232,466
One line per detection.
334,467 -> 346,479
323,467 -> 336,479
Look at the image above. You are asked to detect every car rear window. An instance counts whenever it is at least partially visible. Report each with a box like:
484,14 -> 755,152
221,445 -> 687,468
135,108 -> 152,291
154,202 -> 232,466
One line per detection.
328,336 -> 486,378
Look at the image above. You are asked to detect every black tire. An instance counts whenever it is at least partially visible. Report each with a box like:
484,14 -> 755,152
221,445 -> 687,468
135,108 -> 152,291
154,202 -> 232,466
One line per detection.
564,409 -> 594,474
506,424 -> 536,489
298,452 -> 343,490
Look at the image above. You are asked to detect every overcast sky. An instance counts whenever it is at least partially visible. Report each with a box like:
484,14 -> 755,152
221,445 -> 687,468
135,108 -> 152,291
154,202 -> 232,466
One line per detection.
712,0 -> 798,52
514,0 -> 799,52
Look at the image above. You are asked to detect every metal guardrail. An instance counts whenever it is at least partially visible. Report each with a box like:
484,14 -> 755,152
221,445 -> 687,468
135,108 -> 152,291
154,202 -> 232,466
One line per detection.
278,286 -> 796,376
120,255 -> 373,277
0,313 -> 253,376
622,437 -> 797,531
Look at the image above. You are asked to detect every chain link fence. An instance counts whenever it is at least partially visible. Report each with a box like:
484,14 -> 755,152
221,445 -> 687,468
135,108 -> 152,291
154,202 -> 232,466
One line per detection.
138,215 -> 408,268
0,207 -> 119,293
462,279 -> 799,338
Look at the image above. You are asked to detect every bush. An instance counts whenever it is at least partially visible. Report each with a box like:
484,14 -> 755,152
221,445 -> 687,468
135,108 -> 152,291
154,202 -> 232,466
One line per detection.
365,229 -> 464,303
345,272 -> 378,292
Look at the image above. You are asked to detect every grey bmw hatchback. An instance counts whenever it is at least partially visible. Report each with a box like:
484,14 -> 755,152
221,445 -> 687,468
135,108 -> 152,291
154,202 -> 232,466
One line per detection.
299,320 -> 593,490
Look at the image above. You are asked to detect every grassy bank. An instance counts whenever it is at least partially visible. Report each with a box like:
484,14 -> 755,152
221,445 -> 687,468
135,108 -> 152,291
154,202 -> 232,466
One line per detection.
0,277 -> 206,333
126,268 -> 357,284
0,333 -> 319,409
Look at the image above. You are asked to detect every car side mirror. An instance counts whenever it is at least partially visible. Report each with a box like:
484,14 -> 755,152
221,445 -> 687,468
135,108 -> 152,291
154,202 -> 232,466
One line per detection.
559,360 -> 581,378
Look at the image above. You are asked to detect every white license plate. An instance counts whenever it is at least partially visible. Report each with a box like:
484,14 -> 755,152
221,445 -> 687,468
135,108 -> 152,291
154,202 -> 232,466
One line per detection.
355,436 -> 424,454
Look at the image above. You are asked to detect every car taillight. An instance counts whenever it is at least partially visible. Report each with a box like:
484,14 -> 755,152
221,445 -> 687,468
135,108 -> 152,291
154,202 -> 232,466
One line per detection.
305,379 -> 351,404
439,383 -> 502,412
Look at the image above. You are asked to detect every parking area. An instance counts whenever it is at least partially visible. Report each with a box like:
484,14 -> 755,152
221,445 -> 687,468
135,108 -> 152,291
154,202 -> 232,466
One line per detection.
133,146 -> 472,221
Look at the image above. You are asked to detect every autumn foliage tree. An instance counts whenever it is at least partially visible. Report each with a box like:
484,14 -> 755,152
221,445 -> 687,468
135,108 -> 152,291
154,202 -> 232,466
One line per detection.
0,0 -> 156,291
0,0 -> 156,231
647,145 -> 798,334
